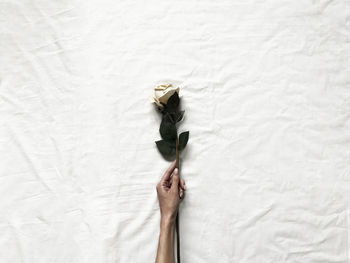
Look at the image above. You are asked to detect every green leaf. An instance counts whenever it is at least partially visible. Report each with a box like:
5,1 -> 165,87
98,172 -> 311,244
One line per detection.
166,92 -> 179,110
178,131 -> 189,151
156,140 -> 176,158
163,112 -> 176,124
162,110 -> 184,124
160,119 -> 177,141
176,111 -> 185,122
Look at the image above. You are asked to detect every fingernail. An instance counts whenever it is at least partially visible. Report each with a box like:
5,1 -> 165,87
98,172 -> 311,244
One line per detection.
184,185 -> 187,190
174,168 -> 178,174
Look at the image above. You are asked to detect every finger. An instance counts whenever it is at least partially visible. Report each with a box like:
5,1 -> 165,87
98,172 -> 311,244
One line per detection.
170,168 -> 180,192
161,161 -> 176,183
179,188 -> 184,199
180,178 -> 186,191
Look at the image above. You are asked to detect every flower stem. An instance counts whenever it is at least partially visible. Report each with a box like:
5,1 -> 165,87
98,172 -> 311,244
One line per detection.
175,138 -> 179,169
175,137 -> 180,263
176,215 -> 180,263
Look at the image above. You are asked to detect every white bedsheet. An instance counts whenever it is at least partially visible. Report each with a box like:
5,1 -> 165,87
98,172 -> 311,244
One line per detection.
1,0 -> 350,262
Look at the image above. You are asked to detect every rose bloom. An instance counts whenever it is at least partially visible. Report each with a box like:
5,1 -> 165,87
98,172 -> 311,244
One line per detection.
153,84 -> 179,108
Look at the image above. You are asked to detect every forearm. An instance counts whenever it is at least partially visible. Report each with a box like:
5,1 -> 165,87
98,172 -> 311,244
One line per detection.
156,217 -> 176,263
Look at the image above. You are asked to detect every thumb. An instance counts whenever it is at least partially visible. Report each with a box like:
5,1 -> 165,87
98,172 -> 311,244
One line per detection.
171,168 -> 180,191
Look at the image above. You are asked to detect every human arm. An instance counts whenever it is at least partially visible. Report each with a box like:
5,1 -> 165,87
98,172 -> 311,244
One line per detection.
155,161 -> 186,263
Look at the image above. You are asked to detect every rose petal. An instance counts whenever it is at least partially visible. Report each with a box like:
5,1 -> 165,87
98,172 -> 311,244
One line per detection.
154,89 -> 164,99
153,96 -> 163,107
158,87 -> 179,104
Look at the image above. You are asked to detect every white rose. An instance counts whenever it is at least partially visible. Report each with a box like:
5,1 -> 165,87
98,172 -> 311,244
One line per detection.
153,84 -> 179,108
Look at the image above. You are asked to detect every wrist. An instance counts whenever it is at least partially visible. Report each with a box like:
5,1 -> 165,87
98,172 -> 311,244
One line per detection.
160,214 -> 176,229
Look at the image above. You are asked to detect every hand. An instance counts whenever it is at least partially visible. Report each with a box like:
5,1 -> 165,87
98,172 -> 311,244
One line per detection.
156,161 -> 186,223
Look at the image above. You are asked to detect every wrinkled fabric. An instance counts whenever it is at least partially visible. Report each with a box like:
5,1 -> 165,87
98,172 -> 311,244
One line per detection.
1,0 -> 350,262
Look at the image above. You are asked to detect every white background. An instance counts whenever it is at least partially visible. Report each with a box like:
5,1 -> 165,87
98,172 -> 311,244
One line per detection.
1,0 -> 350,262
